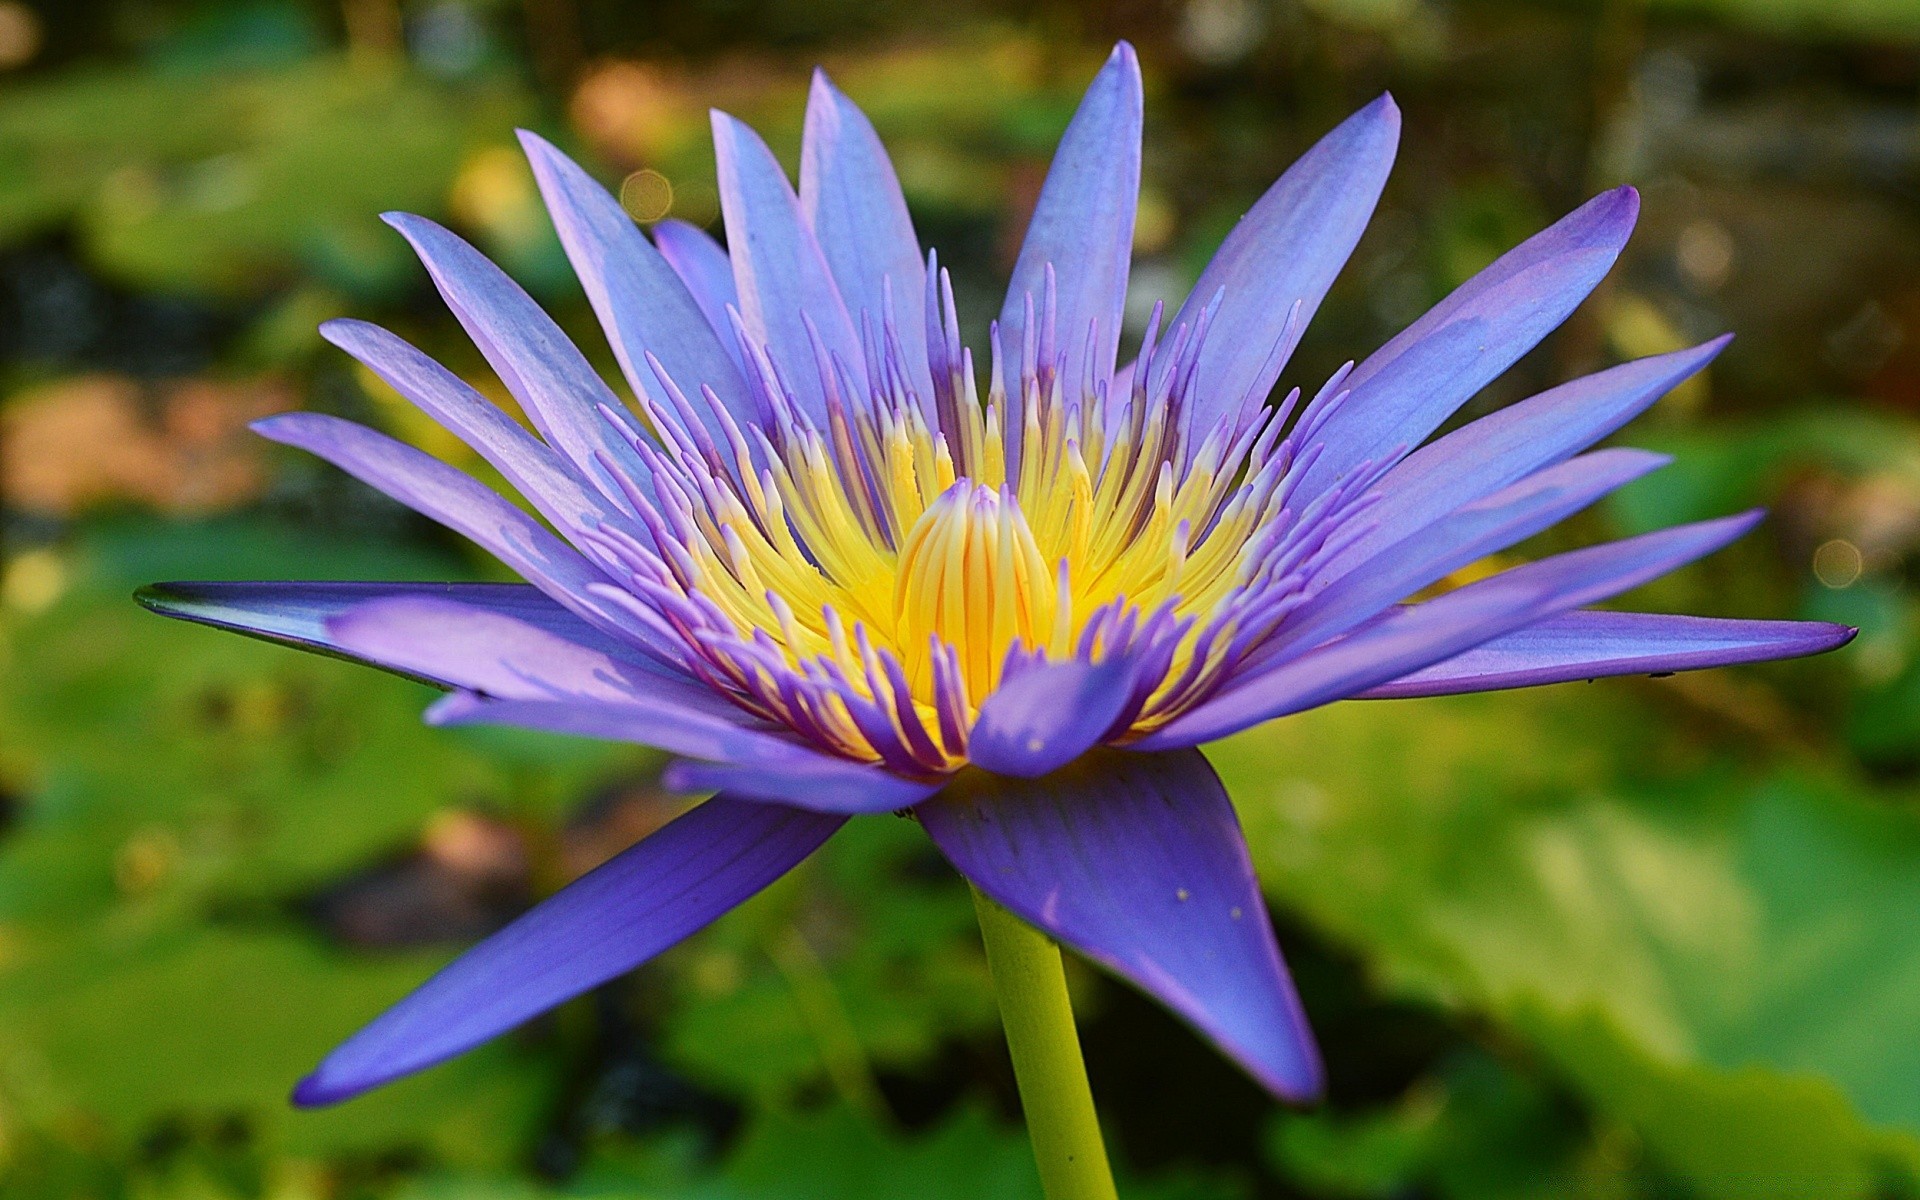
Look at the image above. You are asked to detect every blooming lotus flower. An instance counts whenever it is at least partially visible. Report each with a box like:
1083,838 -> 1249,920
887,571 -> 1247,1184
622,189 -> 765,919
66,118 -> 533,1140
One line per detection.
141,43 -> 1850,1110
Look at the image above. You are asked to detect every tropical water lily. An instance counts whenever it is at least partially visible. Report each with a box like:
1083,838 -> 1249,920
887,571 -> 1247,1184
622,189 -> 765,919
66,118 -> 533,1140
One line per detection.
141,40 -> 1849,1133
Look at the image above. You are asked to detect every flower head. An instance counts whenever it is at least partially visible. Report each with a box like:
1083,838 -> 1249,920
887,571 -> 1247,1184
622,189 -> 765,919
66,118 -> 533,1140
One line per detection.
142,43 -> 1852,1107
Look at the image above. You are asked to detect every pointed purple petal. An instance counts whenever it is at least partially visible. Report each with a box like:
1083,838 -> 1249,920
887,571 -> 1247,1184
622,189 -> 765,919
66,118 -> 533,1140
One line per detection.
921,749 -> 1322,1100
997,43 -> 1141,405
137,581 -> 684,685
1298,188 -> 1640,497
712,110 -> 863,426
1325,337 -> 1729,575
293,796 -> 843,1105
653,219 -> 743,365
518,131 -> 755,434
1142,510 -> 1765,747
800,70 -> 934,402
328,596 -> 737,715
381,213 -> 655,506
1163,94 -> 1399,429
662,758 -> 940,813
1266,447 -> 1670,660
428,693 -> 925,815
968,657 -> 1135,778
252,413 -> 601,599
1359,610 -> 1856,699
249,413 -> 667,657
319,318 -> 638,543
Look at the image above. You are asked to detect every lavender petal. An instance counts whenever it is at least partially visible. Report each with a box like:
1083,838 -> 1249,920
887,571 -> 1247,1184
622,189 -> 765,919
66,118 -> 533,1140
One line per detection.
430,693 -> 929,815
293,796 -> 843,1105
381,213 -> 655,506
328,596 -> 739,714
1162,94 -> 1400,430
921,749 -> 1324,1101
997,43 -> 1141,442
1297,188 -> 1640,497
138,581 -> 658,682
319,318 -> 639,543
1324,337 -> 1730,575
801,70 -> 934,401
968,657 -> 1136,778
1264,447 -> 1670,661
250,413 -> 668,657
519,131 -> 754,436
1142,510 -> 1765,747
653,219 -> 744,369
712,110 -> 864,427
662,758 -> 941,813
1359,610 -> 1856,698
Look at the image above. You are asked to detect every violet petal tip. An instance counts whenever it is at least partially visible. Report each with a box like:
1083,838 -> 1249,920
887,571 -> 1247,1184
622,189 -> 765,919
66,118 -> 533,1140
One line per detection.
289,1069 -> 354,1108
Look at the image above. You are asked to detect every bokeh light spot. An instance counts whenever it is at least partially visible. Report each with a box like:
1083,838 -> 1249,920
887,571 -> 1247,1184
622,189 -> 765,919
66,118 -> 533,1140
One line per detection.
1677,219 -> 1736,290
620,169 -> 674,222
1813,538 -> 1864,589
2,548 -> 66,613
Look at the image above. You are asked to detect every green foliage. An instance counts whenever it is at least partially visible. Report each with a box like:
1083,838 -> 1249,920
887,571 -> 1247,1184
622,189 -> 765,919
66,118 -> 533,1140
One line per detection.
1269,1051 -> 1619,1198
391,1103 -> 1246,1200
1211,680 -> 1920,1195
709,1104 -> 1044,1200
0,520 -> 621,1177
658,814 -> 997,1107
1609,411 -> 1920,769
0,925 -> 556,1162
1609,410 -> 1920,538
0,61 -> 533,297
1650,0 -> 1920,39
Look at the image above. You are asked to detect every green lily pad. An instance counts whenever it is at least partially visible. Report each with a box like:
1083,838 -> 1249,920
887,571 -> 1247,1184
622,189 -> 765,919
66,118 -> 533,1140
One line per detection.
1213,682 -> 1920,1195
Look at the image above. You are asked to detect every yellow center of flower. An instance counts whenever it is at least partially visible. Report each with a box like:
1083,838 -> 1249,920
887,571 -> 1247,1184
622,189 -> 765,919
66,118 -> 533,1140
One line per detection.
893,481 -> 1059,701
644,359 -> 1298,767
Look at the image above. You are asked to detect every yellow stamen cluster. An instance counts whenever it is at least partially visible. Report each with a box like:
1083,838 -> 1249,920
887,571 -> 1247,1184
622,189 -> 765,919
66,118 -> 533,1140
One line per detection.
663,368 -> 1291,747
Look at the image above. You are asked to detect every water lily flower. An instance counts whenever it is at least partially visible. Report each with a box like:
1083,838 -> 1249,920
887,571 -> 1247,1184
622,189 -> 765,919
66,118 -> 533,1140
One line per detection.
141,41 -> 1850,1129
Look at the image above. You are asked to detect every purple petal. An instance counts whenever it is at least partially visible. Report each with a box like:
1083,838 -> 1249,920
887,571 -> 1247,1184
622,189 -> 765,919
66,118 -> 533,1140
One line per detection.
997,43 -> 1141,415
319,319 -> 637,543
1359,609 -> 1856,699
327,596 -> 737,715
712,110 -> 864,426
293,795 -> 843,1105
1298,188 -> 1640,498
653,219 -> 742,358
967,657 -> 1135,778
250,413 -> 669,658
381,213 -> 654,506
921,749 -> 1322,1100
138,580 -> 665,682
518,131 -> 754,435
378,215 -> 656,510
429,693 -> 928,815
1325,337 -> 1729,575
1161,94 -> 1400,429
1142,510 -> 1765,747
1265,447 -> 1670,660
800,70 -> 934,402
662,758 -> 941,813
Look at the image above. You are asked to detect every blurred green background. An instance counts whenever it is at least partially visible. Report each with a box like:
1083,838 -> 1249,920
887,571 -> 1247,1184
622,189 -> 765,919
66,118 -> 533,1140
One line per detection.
1,0 -> 1917,1196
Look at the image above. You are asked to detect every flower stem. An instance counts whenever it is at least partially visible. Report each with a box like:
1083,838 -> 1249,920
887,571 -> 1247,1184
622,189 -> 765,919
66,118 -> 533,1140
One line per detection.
971,886 -> 1118,1200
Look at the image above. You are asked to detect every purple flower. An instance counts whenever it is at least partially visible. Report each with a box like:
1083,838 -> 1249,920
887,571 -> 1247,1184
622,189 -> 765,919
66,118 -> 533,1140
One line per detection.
141,43 -> 1851,1108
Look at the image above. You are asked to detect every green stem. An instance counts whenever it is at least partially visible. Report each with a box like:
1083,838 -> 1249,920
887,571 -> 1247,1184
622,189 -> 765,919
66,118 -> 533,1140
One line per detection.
971,886 -> 1118,1200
